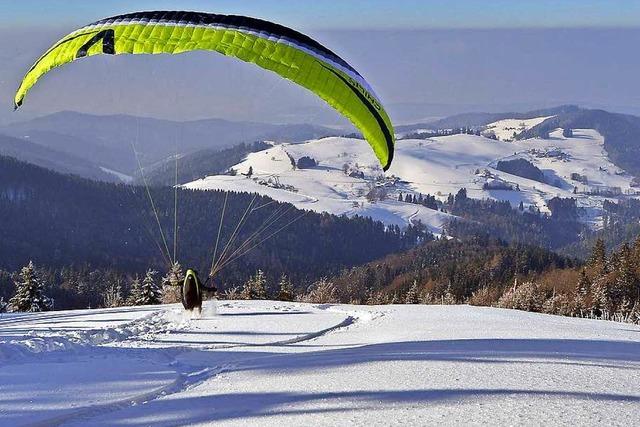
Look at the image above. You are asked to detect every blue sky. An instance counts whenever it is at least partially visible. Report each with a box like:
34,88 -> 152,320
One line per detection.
1,2 -> 639,125
2,0 -> 640,29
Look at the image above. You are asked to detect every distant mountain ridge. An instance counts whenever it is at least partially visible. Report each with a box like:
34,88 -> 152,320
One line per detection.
0,111 -> 339,178
4,105 -> 639,189
398,105 -> 640,178
0,133 -> 116,182
396,105 -> 580,133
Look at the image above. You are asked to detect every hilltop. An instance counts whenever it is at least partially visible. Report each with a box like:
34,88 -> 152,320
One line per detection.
185,125 -> 638,233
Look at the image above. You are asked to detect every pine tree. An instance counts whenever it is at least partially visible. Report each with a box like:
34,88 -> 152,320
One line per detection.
405,280 -> 419,304
497,282 -> 544,312
303,278 -> 339,303
102,280 -> 124,308
542,292 -> 572,316
127,275 -> 142,306
0,297 -> 8,313
420,291 -> 434,304
241,270 -> 268,300
9,261 -> 51,312
366,290 -> 385,305
277,274 -> 294,302
590,277 -> 610,319
468,286 -> 494,306
589,238 -> 607,275
161,262 -> 184,304
615,244 -> 637,305
240,278 -> 252,300
253,270 -> 268,299
617,297 -> 632,321
137,269 -> 161,305
442,284 -> 457,305
574,268 -> 590,316
629,301 -> 640,324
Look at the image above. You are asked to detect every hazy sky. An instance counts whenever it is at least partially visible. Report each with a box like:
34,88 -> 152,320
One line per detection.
1,2 -> 639,126
3,0 -> 640,29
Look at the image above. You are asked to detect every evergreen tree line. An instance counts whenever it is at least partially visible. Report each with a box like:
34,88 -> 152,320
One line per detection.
561,198 -> 640,259
401,127 -> 482,140
494,237 -> 640,324
0,155 -> 421,303
5,235 -> 638,326
396,188 -> 589,253
326,235 -> 576,305
0,261 -> 335,312
397,192 -> 439,210
319,236 -> 640,325
444,188 -> 585,250
0,261 -> 174,311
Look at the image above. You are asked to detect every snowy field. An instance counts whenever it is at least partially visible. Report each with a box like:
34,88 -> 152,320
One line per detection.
482,116 -> 554,141
185,122 -> 639,232
1,301 -> 639,426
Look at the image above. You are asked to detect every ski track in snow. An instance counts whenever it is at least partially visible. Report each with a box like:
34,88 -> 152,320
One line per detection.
1,302 -> 639,426
0,301 -> 370,427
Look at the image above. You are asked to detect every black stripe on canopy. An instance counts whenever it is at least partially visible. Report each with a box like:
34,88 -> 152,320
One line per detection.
91,11 -> 361,77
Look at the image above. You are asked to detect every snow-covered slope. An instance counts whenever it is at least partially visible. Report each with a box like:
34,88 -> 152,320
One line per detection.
185,125 -> 638,232
2,302 -> 639,426
482,115 -> 554,141
184,138 -> 455,232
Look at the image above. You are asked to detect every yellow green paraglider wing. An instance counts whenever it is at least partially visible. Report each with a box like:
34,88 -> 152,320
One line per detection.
14,11 -> 395,170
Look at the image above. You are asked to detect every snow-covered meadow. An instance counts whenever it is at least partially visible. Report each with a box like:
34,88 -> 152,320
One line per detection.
2,301 -> 639,426
184,118 -> 639,232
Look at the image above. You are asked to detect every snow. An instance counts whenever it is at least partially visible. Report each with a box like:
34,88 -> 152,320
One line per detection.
483,116 -> 555,141
1,302 -> 639,426
185,126 -> 639,232
184,140 -> 454,231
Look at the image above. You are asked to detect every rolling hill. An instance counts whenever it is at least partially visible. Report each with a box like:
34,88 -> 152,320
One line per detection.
0,155 -> 415,285
0,133 -> 117,182
518,108 -> 640,177
185,123 -> 639,234
0,112 -> 339,178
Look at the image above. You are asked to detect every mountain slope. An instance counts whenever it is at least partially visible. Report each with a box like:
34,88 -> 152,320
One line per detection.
1,112 -> 339,175
139,141 -> 272,186
3,301 -> 639,426
185,126 -> 639,234
519,108 -> 640,176
396,105 -> 580,133
0,155 -> 415,284
0,133 -> 117,182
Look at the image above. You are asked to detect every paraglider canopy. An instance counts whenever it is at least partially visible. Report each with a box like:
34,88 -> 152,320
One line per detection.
14,11 -> 396,170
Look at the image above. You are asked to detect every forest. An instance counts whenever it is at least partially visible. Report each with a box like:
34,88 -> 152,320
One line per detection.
5,231 -> 638,325
0,155 -> 429,309
325,236 -> 640,324
1,153 -> 639,324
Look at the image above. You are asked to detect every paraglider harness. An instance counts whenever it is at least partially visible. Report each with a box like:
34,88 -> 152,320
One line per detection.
180,269 -> 216,312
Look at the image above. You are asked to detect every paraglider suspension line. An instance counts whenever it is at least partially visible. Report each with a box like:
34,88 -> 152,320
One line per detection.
130,119 -> 173,267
